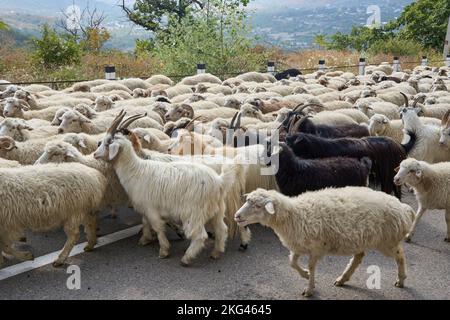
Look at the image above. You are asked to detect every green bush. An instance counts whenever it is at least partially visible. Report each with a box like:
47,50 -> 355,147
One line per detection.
368,37 -> 422,57
30,24 -> 82,68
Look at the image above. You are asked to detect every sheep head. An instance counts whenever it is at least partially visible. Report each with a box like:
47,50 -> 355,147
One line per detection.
439,110 -> 450,147
394,159 -> 425,187
133,88 -> 147,98
3,97 -> 31,117
224,97 -> 241,110
94,96 -> 115,112
74,103 -> 96,119
35,141 -> 81,165
195,83 -> 208,93
0,118 -> 33,141
62,133 -> 89,152
165,104 -> 194,122
235,189 -> 277,227
368,114 -> 389,137
51,107 -> 72,125
0,85 -> 19,99
132,128 -> 160,150
58,110 -> 92,134
240,104 -> 263,119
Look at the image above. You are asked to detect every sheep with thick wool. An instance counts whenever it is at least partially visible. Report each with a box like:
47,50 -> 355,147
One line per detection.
0,163 -> 106,267
235,187 -> 414,297
3,97 -> 62,122
94,112 -> 243,265
35,141 -> 129,219
394,158 -> 450,242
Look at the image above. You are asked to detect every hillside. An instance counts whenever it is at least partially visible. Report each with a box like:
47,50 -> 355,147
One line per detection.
0,0 -> 414,51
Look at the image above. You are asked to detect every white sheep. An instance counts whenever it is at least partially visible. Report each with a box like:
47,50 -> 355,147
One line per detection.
0,163 -> 106,267
90,82 -> 132,94
235,187 -> 414,297
180,73 -> 222,86
145,75 -> 174,86
394,158 -> 450,242
237,72 -> 276,83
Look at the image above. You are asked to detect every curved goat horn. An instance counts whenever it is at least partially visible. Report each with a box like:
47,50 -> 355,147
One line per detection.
400,92 -> 409,107
108,110 -> 126,135
119,113 -> 147,130
184,116 -> 202,131
229,112 -> 239,129
235,112 -> 242,129
412,95 -> 425,108
442,110 -> 450,127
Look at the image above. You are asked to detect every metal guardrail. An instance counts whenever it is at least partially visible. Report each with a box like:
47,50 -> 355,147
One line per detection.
5,57 -> 450,86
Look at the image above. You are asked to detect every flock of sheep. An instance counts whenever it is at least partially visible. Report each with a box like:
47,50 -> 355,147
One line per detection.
0,62 -> 450,298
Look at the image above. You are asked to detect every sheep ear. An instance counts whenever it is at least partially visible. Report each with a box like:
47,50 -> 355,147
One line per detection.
80,116 -> 92,123
65,149 -> 76,159
415,170 -> 422,178
78,139 -> 87,149
143,134 -> 151,143
265,202 -> 275,215
109,142 -> 120,160
382,119 -> 388,124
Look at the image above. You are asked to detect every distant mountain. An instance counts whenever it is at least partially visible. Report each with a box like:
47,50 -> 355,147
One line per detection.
0,0 -> 414,51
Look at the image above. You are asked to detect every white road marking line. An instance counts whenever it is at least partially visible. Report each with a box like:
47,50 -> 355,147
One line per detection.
0,224 -> 143,281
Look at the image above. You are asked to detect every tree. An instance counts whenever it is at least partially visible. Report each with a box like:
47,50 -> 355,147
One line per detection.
388,0 -> 450,50
31,24 -> 81,68
120,0 -> 205,32
0,21 -> 8,31
56,3 -> 110,52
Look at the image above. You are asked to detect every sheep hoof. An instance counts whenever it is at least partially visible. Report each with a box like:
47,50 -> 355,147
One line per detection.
176,232 -> 184,240
180,259 -> 191,267
84,245 -> 94,252
210,251 -> 222,260
52,260 -> 65,268
302,288 -> 314,297
138,236 -> 153,246
239,244 -> 248,252
334,279 -> 346,287
394,280 -> 404,288
405,235 -> 412,243
159,250 -> 170,259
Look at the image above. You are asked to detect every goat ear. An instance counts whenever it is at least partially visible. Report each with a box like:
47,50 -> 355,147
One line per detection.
143,134 -> 151,143
394,166 -> 400,173
415,170 -> 422,178
108,142 -> 120,161
265,202 -> 275,215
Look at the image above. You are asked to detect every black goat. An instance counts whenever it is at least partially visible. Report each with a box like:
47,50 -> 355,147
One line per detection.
285,133 -> 407,198
275,68 -> 302,80
279,104 -> 370,139
273,143 -> 372,197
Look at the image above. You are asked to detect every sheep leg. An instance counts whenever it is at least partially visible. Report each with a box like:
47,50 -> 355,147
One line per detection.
83,214 -> 98,252
139,216 -> 156,246
2,238 -> 34,262
334,252 -> 365,286
303,255 -> 319,297
145,213 -> 170,258
445,210 -> 450,242
238,226 -> 251,251
405,206 -> 426,242
393,245 -> 407,288
181,227 -> 208,267
210,214 -> 228,260
109,206 -> 117,219
289,252 -> 309,280
53,222 -> 80,268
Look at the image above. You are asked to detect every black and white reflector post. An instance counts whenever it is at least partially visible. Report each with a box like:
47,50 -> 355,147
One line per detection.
267,61 -> 275,75
421,56 -> 428,66
105,66 -> 116,80
358,58 -> 366,76
393,57 -> 400,72
197,63 -> 206,74
318,59 -> 326,71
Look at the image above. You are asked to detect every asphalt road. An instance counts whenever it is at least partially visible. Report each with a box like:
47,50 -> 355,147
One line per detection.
0,191 -> 449,300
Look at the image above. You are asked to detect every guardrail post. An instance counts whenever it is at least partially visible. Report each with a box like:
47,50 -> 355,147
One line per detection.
267,61 -> 276,75
318,59 -> 326,71
358,58 -> 366,75
421,56 -> 428,66
392,57 -> 400,72
105,66 -> 116,80
197,63 -> 206,74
